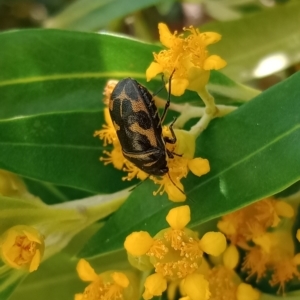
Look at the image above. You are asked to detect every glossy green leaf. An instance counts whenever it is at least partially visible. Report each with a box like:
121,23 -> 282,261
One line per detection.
202,0 -> 300,81
79,71 -> 300,257
44,0 -> 162,31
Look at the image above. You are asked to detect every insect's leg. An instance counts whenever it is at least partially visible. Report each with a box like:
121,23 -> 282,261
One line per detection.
159,69 -> 176,126
166,149 -> 174,158
164,117 -> 177,144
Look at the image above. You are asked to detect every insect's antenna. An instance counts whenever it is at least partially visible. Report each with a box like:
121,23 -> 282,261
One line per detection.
167,172 -> 185,196
129,175 -> 150,192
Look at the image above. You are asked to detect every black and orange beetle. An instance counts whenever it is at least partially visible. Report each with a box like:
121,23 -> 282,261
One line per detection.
109,77 -> 176,176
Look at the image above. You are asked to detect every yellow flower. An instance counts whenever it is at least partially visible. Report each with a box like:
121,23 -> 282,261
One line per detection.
124,206 -> 226,299
75,259 -> 138,300
0,225 -> 44,272
146,23 -> 226,96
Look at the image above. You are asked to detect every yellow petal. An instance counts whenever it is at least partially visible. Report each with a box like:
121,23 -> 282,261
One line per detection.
223,244 -> 239,270
124,231 -> 154,256
236,283 -> 260,300
76,259 -> 99,282
165,179 -> 186,202
143,273 -> 167,299
188,158 -> 210,177
166,78 -> 189,96
166,205 -> 190,229
158,23 -> 175,48
199,232 -> 226,256
112,272 -> 129,288
29,249 -> 41,272
182,273 -> 210,300
275,200 -> 294,218
146,62 -> 163,81
23,229 -> 43,244
203,55 -> 227,70
200,32 -> 222,46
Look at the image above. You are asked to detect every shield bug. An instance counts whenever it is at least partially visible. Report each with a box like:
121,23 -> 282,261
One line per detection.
109,75 -> 176,176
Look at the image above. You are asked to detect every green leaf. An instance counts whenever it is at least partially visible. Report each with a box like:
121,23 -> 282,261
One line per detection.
79,71 -> 300,257
44,0 -> 162,31
202,0 -> 300,81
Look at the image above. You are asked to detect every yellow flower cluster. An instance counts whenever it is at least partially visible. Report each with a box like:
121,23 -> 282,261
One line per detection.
95,83 -> 210,202
146,23 -> 227,96
218,197 -> 298,293
124,205 -> 227,300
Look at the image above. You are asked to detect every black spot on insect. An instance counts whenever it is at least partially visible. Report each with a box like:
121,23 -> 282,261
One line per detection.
109,76 -> 176,176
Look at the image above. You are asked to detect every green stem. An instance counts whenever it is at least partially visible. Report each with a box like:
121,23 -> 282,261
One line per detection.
189,87 -> 226,137
154,95 -> 237,130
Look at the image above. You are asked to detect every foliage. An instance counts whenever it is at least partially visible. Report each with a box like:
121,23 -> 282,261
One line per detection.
0,0 -> 300,299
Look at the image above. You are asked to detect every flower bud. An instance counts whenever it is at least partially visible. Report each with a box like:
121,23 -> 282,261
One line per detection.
0,225 -> 44,272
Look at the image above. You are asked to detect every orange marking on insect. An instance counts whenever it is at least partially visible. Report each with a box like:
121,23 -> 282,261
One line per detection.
129,122 -> 157,147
